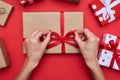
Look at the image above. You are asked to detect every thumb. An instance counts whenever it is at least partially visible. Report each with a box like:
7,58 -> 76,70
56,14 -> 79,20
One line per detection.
75,32 -> 84,49
42,32 -> 51,48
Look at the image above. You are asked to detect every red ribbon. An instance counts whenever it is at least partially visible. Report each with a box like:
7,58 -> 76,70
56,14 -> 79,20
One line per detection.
100,37 -> 120,69
47,12 -> 78,53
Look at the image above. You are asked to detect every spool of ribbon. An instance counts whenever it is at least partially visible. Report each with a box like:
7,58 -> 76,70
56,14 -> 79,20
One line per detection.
100,37 -> 120,69
0,7 -> 6,15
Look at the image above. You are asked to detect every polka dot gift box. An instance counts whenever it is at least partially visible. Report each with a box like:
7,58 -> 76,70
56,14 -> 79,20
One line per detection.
89,0 -> 120,26
99,34 -> 120,70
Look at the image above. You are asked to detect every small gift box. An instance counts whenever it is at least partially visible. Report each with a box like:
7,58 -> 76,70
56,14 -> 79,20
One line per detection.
89,0 -> 120,26
23,12 -> 83,54
99,34 -> 120,70
0,37 -> 10,69
0,1 -> 13,27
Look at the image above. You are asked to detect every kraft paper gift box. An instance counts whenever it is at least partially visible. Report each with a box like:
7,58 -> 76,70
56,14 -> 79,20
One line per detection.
0,1 -> 13,27
98,34 -> 120,70
89,0 -> 120,26
23,12 -> 83,54
0,37 -> 9,69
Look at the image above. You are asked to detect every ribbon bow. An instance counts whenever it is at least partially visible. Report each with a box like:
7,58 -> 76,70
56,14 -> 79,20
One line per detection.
95,0 -> 120,23
46,12 -> 79,53
47,30 -> 78,53
100,38 -> 120,69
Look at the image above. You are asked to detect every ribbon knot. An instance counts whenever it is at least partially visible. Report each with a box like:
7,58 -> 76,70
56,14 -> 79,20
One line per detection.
59,36 -> 66,42
47,30 -> 78,53
100,38 -> 120,69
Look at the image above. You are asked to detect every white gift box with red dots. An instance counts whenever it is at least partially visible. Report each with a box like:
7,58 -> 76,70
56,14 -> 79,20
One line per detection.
98,34 -> 120,70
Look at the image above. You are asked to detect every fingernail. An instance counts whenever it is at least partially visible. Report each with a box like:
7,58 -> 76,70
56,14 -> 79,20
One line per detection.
74,32 -> 78,35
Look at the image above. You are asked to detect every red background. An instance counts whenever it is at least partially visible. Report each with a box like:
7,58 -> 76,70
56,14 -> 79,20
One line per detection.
0,0 -> 120,80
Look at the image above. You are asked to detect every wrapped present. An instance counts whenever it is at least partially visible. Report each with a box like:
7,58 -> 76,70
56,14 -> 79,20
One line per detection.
0,1 -> 13,27
0,37 -> 10,69
89,0 -> 120,26
23,12 -> 83,54
99,34 -> 120,70
20,0 -> 40,6
63,0 -> 80,4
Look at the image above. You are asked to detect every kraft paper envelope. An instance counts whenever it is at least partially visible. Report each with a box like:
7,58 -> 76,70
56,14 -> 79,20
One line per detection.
23,12 -> 83,54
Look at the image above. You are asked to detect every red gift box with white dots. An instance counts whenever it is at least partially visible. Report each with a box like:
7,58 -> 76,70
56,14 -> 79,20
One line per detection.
98,34 -> 120,70
89,0 -> 120,26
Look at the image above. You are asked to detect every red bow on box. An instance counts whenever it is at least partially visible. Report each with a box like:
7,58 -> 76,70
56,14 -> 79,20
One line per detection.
47,30 -> 78,53
100,37 -> 120,69
47,12 -> 79,53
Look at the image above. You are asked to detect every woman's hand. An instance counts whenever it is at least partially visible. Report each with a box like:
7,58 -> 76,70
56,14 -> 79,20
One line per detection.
75,28 -> 105,80
24,30 -> 51,66
16,30 -> 51,80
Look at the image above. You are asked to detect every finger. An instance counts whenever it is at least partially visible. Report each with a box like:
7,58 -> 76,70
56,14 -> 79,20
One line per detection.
84,28 -> 98,42
76,29 -> 87,41
76,29 -> 84,34
42,32 -> 51,48
75,32 -> 84,48
83,28 -> 95,38
81,35 -> 87,41
41,32 -> 51,50
24,38 -> 29,43
34,31 -> 43,41
40,30 -> 52,42
41,32 -> 51,49
30,30 -> 39,37
43,30 -> 51,35
33,30 -> 51,37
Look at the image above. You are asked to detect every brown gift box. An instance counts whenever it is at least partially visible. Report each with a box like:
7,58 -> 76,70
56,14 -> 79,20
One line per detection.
0,38 -> 9,69
23,12 -> 83,54
0,1 -> 13,27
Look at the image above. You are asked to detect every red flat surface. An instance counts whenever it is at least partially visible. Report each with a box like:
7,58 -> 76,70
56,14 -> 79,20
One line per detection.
0,0 -> 120,80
